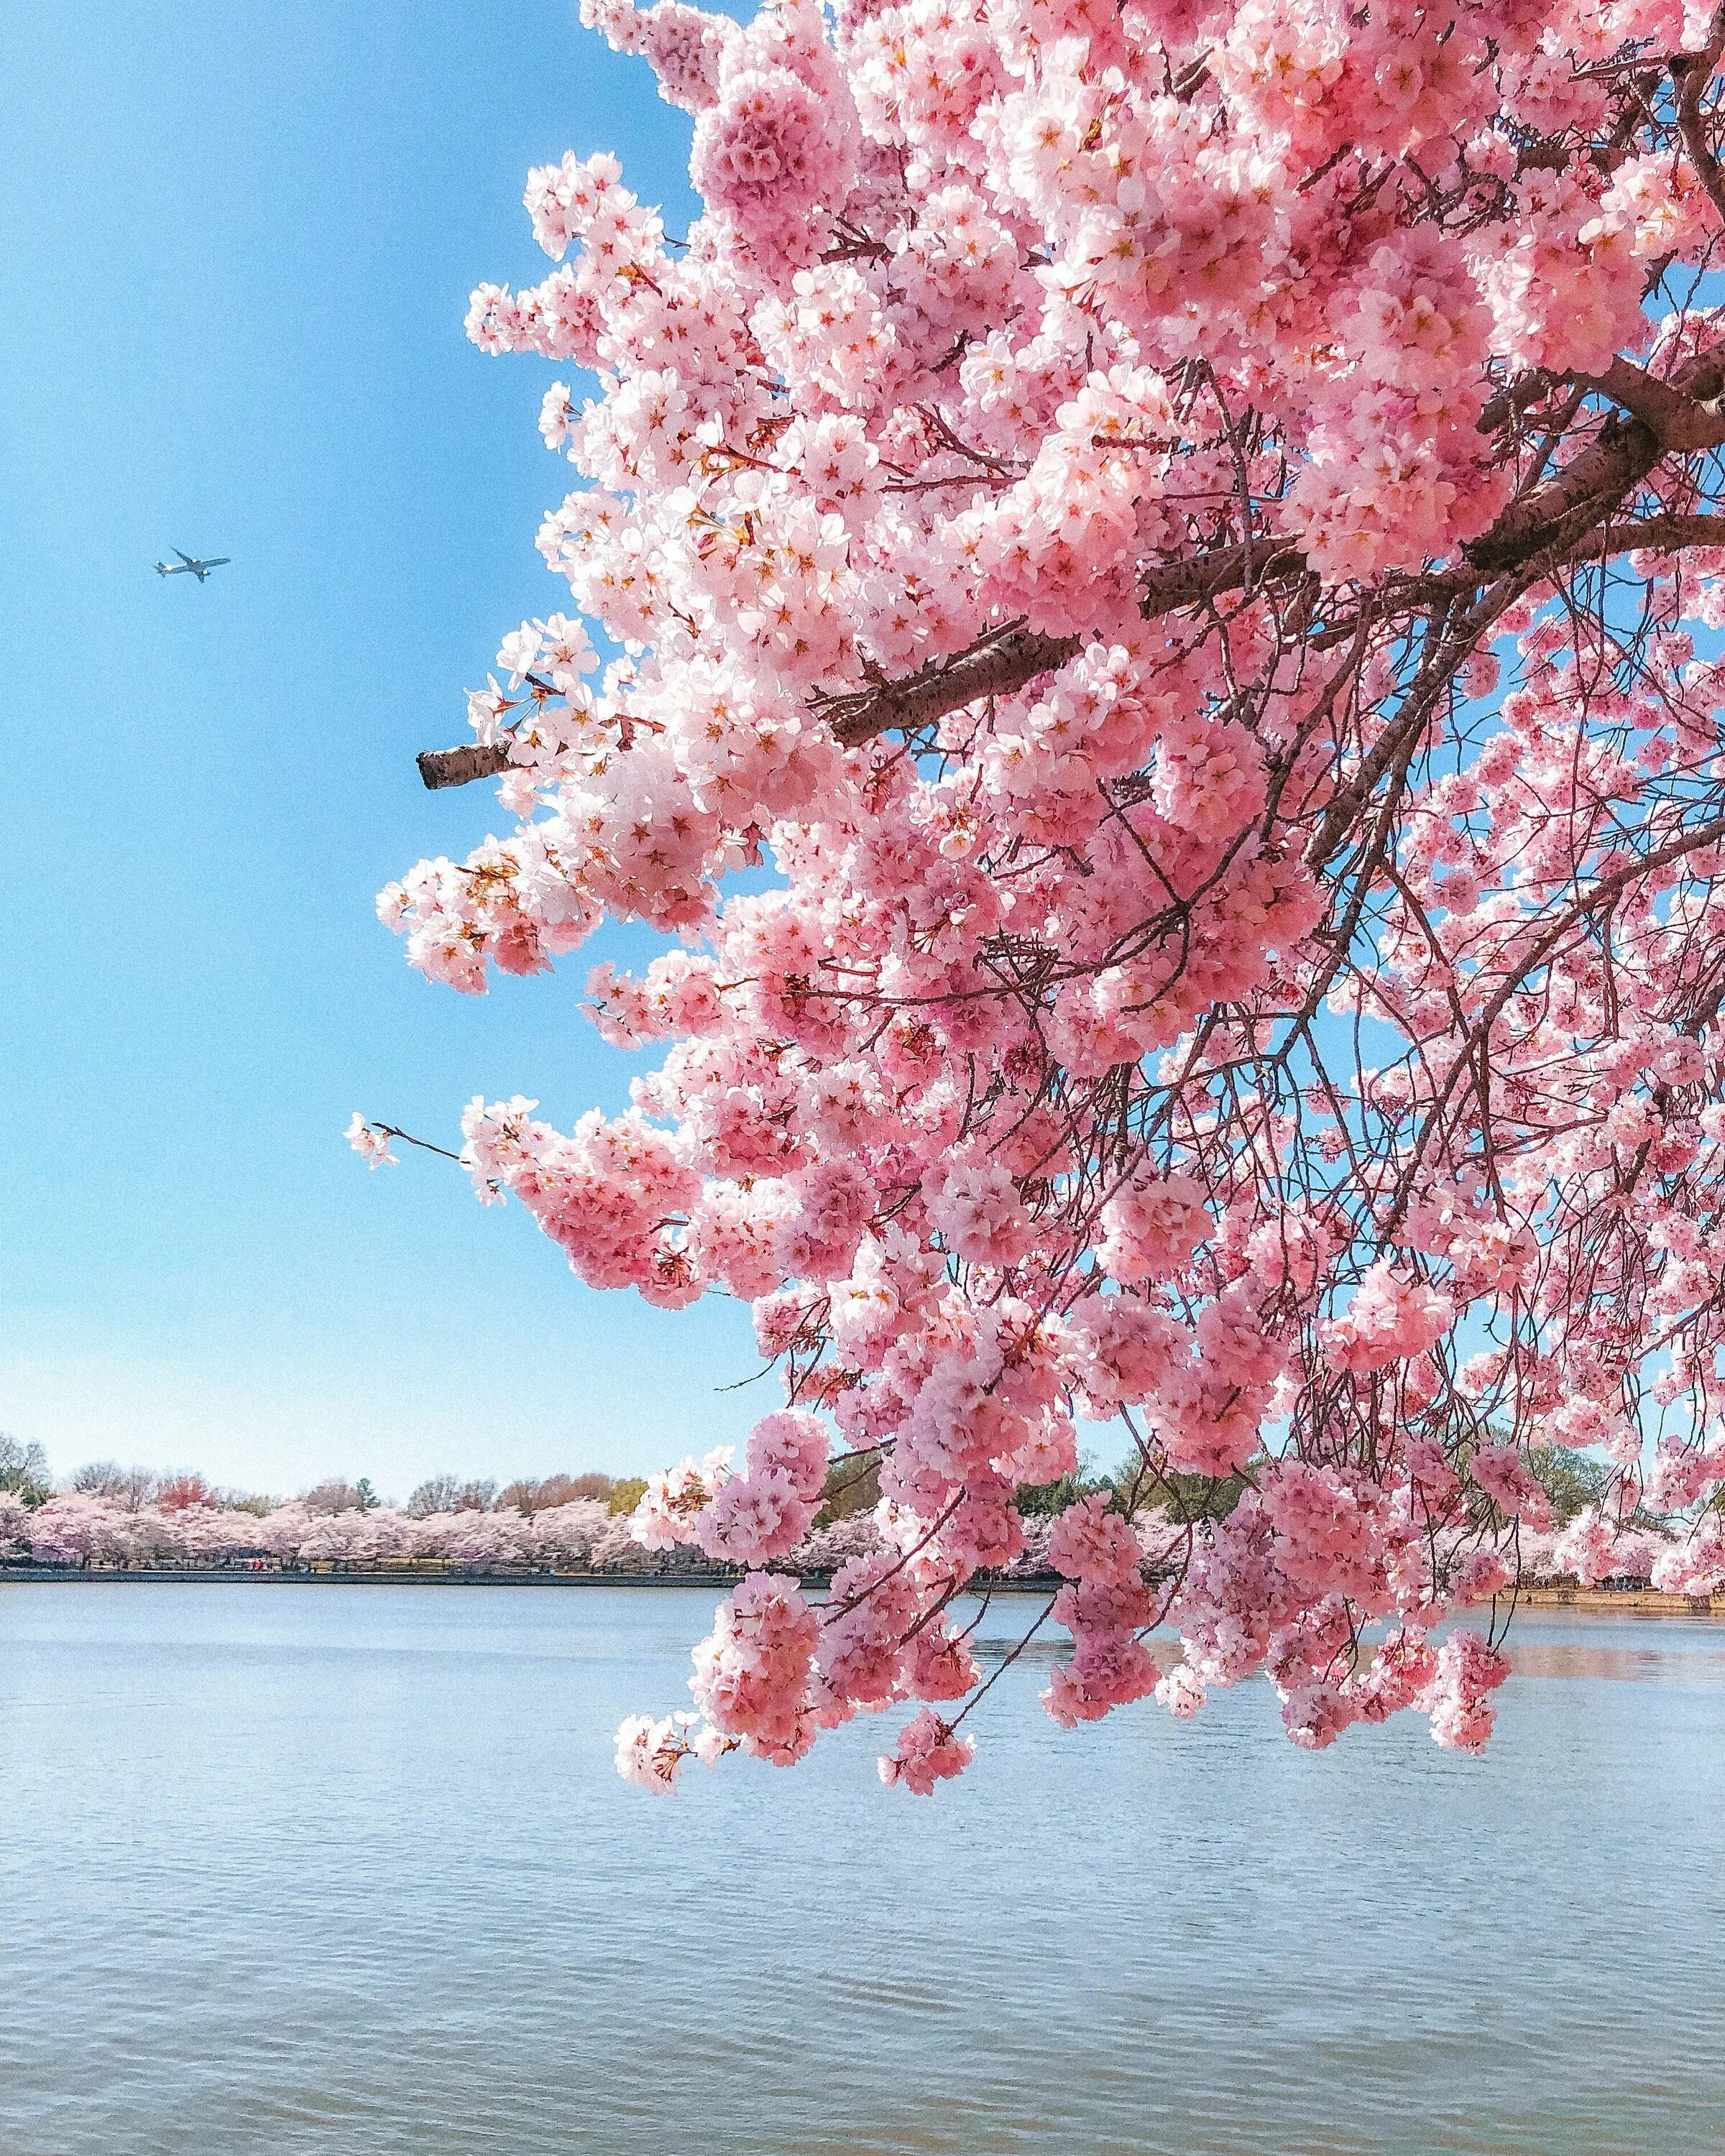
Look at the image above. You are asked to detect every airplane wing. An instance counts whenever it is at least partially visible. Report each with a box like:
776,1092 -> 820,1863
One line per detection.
174,549 -> 196,566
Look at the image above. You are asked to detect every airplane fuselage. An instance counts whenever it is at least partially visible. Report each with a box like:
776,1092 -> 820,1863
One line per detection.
155,553 -> 229,581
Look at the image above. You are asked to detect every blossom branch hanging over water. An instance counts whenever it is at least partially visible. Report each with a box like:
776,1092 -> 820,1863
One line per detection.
365,0 -> 1725,1786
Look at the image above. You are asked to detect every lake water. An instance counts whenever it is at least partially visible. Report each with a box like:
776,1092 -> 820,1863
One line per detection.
1,1583 -> 1721,2156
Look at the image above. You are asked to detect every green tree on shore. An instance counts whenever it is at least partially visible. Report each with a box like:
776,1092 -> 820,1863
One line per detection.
0,1433 -> 50,1508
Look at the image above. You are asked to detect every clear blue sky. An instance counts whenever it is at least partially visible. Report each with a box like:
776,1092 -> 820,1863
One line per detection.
0,0 -> 768,1498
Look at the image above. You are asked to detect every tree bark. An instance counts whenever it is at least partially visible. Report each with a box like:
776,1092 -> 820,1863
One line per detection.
418,740 -> 515,790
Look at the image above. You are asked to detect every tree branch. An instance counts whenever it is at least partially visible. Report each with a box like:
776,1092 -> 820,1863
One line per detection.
1386,812 -> 1725,1227
820,627 -> 1080,748
414,349 -> 1725,785
821,543 -> 1302,749
1570,510 -> 1725,557
1672,8 -> 1725,231
1577,356 -> 1725,451
419,740 -> 515,790
1463,413 -> 1663,573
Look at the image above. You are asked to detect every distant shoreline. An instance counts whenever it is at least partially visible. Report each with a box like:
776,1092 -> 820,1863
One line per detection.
1,1567 -> 1721,1616
0,1562 -> 1066,1594
1506,1586 -> 1725,1618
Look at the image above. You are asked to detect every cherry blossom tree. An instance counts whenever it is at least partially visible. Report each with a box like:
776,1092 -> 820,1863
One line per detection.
4,1493 -> 650,1573
355,0 -> 1725,1788
0,1490 -> 34,1557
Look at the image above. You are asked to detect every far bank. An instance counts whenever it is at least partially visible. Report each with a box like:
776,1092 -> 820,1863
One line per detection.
2,1564 -> 1722,1618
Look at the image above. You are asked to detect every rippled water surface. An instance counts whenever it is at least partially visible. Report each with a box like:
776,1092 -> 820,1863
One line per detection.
2,1583 -> 1721,2156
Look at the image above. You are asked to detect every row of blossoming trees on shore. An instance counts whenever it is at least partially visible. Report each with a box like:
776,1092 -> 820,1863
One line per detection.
346,0 -> 1725,1789
0,1478 -> 1678,1587
0,1486 -> 875,1576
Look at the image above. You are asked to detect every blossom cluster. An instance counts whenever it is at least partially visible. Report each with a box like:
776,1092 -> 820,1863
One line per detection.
372,0 -> 1725,1788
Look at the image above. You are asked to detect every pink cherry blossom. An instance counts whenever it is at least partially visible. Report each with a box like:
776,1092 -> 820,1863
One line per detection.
694,1465 -> 815,1564
357,0 -> 1725,1789
1154,1664 -> 1205,1719
1420,1629 -> 1511,1755
877,1708 -> 975,1794
1323,1263 -> 1454,1374
1470,1443 -> 1556,1533
344,1114 -> 398,1169
688,1571 -> 821,1764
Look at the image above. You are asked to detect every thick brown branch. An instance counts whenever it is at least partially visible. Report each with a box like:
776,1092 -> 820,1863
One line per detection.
418,740 -> 515,790
1570,511 -> 1725,557
1578,356 -> 1725,451
414,346 -> 1725,783
1468,349 -> 1725,574
1464,413 -> 1663,573
1476,370 -> 1558,434
826,471 -> 1725,756
825,543 -> 1302,748
824,627 -> 1080,747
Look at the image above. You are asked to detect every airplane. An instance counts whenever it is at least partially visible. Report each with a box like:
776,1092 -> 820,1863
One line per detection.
155,549 -> 231,581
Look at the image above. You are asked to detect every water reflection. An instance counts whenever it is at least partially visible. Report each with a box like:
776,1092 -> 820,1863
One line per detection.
1505,1636 -> 1725,1683
972,1625 -> 1725,1686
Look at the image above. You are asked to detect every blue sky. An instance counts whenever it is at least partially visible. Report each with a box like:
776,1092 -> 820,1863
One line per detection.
1,0 -> 769,1497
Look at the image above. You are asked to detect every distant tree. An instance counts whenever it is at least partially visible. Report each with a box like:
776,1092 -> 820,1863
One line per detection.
406,1473 -> 496,1515
303,1480 -> 367,1515
1110,1456 -> 1255,1526
222,1491 -> 277,1519
1016,1467 -> 1110,1519
561,1471 -> 617,1504
68,1460 -> 157,1511
499,1471 -> 615,1514
607,1477 -> 648,1518
1526,1446 -> 1614,1528
406,1474 -> 461,1519
152,1472 -> 216,1513
814,1452 -> 879,1525
0,1433 -> 50,1507
354,1478 -> 379,1511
